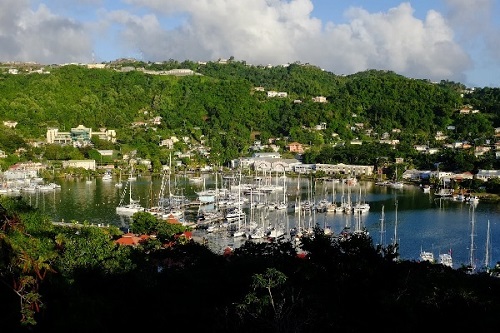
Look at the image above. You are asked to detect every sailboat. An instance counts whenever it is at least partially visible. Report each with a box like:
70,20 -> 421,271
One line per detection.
274,170 -> 288,210
102,169 -> 112,181
116,178 -> 144,216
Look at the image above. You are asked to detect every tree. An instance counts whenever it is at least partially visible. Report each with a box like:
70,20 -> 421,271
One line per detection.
130,211 -> 160,235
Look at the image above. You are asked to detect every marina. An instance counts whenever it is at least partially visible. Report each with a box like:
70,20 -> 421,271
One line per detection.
5,172 -> 500,270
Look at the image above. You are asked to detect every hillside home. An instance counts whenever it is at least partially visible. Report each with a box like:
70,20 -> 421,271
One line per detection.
314,123 -> 327,130
287,142 -> 304,153
435,131 -> 448,141
414,145 -> 428,152
3,120 -> 18,128
427,148 -> 440,155
267,91 -> 288,98
379,139 -> 399,147
474,145 -> 491,157
312,96 -> 327,103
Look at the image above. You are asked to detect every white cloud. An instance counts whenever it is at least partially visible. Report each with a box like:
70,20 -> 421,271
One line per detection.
0,1 -> 93,63
117,1 -> 470,82
0,0 -> 476,84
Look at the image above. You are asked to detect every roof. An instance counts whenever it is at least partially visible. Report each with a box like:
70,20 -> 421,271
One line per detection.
166,214 -> 181,224
115,233 -> 150,246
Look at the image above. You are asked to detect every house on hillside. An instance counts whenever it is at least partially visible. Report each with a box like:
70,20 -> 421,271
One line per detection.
287,142 -> 304,153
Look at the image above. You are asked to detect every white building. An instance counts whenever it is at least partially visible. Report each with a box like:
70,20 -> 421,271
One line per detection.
62,160 -> 96,170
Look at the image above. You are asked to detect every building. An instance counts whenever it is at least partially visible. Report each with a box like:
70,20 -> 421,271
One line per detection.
46,125 -> 116,146
62,160 -> 96,170
476,169 -> 500,182
97,150 -> 114,157
267,91 -> 288,98
312,96 -> 327,103
3,121 -> 18,128
2,162 -> 45,180
315,163 -> 374,177
287,142 -> 304,153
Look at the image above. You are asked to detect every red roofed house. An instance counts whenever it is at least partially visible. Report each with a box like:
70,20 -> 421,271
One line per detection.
287,142 -> 304,153
165,213 -> 181,224
115,233 -> 150,246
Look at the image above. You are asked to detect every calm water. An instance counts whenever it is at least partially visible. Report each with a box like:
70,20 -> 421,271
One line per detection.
17,174 -> 500,270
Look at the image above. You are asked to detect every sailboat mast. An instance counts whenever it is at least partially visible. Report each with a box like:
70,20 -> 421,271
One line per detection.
379,205 -> 385,246
393,199 -> 398,247
485,219 -> 491,271
469,204 -> 476,271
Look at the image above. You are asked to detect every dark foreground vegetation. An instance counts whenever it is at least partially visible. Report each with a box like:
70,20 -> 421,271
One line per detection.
2,195 -> 500,333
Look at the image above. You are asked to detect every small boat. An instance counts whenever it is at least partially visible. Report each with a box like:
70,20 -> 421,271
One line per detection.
102,170 -> 112,181
419,247 -> 434,263
116,180 -> 144,216
439,252 -> 453,268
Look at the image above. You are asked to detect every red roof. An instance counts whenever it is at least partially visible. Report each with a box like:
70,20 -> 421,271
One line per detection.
115,233 -> 150,246
166,214 -> 181,224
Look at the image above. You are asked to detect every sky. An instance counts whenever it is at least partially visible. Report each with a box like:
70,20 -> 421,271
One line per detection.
1,0 -> 499,88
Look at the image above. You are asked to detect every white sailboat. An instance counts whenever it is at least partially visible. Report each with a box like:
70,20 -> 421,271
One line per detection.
116,179 -> 144,216
102,169 -> 112,181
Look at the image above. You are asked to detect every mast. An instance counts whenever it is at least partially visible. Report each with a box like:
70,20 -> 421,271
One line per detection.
393,198 -> 398,247
485,219 -> 491,271
379,204 -> 385,246
469,203 -> 476,272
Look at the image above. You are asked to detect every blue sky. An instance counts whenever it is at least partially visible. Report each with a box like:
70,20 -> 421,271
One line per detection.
1,0 -> 499,88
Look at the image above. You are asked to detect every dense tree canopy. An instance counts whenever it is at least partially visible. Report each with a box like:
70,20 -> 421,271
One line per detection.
1,60 -> 500,169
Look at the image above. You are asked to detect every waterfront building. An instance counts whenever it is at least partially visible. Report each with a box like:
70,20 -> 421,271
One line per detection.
62,160 -> 96,170
315,163 -> 374,177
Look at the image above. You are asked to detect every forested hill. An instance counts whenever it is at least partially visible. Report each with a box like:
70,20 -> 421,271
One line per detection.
1,60 -> 500,163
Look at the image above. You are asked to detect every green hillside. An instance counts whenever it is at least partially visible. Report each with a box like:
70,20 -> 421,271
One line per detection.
1,59 -> 499,169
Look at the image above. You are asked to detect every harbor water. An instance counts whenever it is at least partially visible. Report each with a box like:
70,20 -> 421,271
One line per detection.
14,173 -> 500,270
